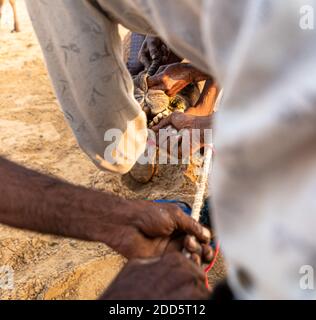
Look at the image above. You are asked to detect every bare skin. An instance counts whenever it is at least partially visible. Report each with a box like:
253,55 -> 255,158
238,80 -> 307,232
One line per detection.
153,112 -> 213,133
0,156 -> 212,261
138,36 -> 182,76
142,38 -> 219,117
153,112 -> 213,158
139,36 -> 211,95
186,79 -> 220,116
149,63 -> 216,155
144,58 -> 219,158
147,62 -> 211,97
0,0 -> 20,32
101,252 -> 211,300
139,35 -> 219,118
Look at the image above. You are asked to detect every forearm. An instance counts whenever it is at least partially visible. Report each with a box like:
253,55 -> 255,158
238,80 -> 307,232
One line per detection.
184,63 -> 211,83
147,63 -> 210,93
186,80 -> 219,116
0,157 -> 131,242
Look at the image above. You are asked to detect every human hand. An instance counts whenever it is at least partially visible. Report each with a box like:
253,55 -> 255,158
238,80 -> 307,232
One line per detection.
91,199 -> 212,264
147,63 -> 193,96
138,36 -> 181,76
152,112 -> 213,158
101,252 -> 211,300
152,112 -> 198,132
147,63 -> 210,96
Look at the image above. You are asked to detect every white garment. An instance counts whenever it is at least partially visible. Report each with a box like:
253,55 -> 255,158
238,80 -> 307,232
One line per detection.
26,0 -> 316,299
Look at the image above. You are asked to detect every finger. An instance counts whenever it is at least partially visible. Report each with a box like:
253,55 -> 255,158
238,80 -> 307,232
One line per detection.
191,253 -> 202,267
172,209 -> 211,244
163,252 -> 205,280
152,115 -> 173,132
202,243 -> 213,263
160,253 -> 211,296
184,235 -> 203,256
159,253 -> 209,299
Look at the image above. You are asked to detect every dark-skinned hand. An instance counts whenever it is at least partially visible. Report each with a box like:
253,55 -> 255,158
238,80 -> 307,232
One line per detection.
138,36 -> 181,76
151,112 -> 213,158
92,200 -> 213,264
147,63 -> 210,96
101,252 -> 211,300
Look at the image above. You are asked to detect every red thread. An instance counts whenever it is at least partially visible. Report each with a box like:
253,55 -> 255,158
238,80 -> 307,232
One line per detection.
204,241 -> 220,289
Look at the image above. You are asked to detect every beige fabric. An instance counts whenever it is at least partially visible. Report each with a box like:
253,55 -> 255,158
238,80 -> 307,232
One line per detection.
25,0 -> 148,174
26,0 -> 316,299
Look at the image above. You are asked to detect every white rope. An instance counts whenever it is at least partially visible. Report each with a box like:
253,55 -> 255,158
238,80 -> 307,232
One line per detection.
182,147 -> 213,258
191,146 -> 213,222
190,89 -> 223,222
182,90 -> 223,260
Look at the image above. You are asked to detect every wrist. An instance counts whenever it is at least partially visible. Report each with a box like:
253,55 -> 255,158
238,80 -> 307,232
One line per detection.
81,192 -> 132,242
86,197 -> 150,244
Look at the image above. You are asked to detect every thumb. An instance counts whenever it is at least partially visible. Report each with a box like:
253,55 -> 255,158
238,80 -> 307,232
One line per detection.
171,210 -> 211,244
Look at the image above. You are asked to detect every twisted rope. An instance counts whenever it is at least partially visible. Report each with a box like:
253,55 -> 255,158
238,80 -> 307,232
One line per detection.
190,90 -> 224,287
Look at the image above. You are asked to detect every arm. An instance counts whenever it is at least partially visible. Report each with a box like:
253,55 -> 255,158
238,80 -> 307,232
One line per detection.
0,156 -> 128,242
0,157 -> 212,260
147,63 -> 211,96
185,79 -> 220,116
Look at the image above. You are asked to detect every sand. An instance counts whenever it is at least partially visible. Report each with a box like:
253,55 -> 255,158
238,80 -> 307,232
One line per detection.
0,0 -> 225,300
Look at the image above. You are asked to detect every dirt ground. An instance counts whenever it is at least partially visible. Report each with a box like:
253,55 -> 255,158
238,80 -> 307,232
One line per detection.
0,0 -> 225,300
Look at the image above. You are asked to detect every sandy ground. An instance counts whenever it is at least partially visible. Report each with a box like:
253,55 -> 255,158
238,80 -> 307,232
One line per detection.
0,0 -> 225,300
